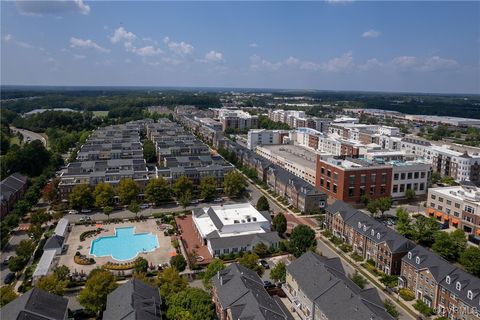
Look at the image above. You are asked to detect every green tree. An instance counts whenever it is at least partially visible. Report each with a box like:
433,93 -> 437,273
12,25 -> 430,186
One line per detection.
199,176 -> 217,201
272,213 -> 287,235
145,178 -> 171,206
143,140 -> 157,163
103,206 -> 113,220
69,184 -> 94,209
432,230 -> 467,261
93,182 -> 115,208
0,285 -> 18,307
35,274 -> 68,296
15,239 -> 36,258
8,256 -> 27,272
173,176 -> 193,197
289,225 -> 316,257
405,188 -> 416,200
134,257 -> 149,273
350,271 -> 367,289
270,261 -> 286,283
166,287 -> 215,320
256,196 -> 270,211
157,267 -> 188,298
412,216 -> 440,246
178,191 -> 193,209
78,269 -> 118,314
118,178 -> 139,205
202,259 -> 225,289
440,176 -> 456,186
384,299 -> 399,319
53,265 -> 70,281
238,252 -> 264,276
376,197 -> 393,217
459,246 -> 480,276
128,201 -> 141,218
396,207 -> 413,238
253,242 -> 269,258
170,255 -> 187,272
223,171 -> 247,198
366,200 -> 379,217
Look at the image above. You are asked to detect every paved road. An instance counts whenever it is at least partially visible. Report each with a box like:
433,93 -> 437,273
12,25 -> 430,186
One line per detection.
10,127 -> 47,147
0,231 -> 30,284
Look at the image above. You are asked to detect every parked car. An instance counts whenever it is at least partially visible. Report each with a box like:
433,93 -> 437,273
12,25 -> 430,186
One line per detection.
263,280 -> 276,290
81,209 -> 92,213
190,199 -> 200,205
2,256 -> 13,265
259,259 -> 270,269
68,210 -> 79,215
79,216 -> 92,222
140,204 -> 150,209
4,272 -> 15,284
213,198 -> 224,203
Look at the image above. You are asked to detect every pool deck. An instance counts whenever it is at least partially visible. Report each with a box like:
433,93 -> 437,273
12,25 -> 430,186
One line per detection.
58,220 -> 174,274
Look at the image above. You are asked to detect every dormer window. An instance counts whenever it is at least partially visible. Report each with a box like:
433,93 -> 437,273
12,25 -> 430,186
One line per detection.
377,233 -> 381,239
467,290 -> 473,300
363,226 -> 367,232
415,257 -> 420,264
446,276 -> 451,284
408,252 -> 412,259
371,229 -> 375,236
358,222 -> 362,229
456,282 -> 461,291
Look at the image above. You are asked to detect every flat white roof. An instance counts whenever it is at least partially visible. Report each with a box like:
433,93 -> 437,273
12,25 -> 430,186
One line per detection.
33,249 -> 56,279
54,218 -> 69,237
431,186 -> 480,204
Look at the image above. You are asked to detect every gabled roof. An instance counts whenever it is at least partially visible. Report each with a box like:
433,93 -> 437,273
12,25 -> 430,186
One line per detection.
0,173 -> 28,201
43,235 -> 64,251
402,245 -> 456,282
1,288 -> 68,320
208,232 -> 281,251
212,263 -> 291,320
286,252 -> 394,320
268,165 -> 323,197
325,201 -> 358,221
440,267 -> 480,308
103,279 -> 162,320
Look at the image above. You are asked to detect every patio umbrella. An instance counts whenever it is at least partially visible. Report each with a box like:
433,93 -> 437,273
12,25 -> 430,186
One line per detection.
96,224 -> 103,228
169,251 -> 177,257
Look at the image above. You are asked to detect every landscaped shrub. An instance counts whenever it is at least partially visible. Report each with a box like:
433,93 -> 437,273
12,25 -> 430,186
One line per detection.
103,260 -> 135,270
74,255 -> 95,265
322,230 -> 333,238
399,288 -> 415,301
80,229 -> 102,242
379,274 -> 398,288
330,236 -> 343,246
350,252 -> 364,262
361,262 -> 383,277
413,300 -> 435,316
339,244 -> 353,253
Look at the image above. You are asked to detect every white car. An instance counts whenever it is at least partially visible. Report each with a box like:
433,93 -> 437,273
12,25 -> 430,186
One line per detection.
68,209 -> 79,215
81,209 -> 92,213
140,204 -> 150,209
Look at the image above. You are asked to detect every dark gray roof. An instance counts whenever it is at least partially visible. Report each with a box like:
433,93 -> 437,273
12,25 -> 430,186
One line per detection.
0,288 -> 68,320
402,245 -> 456,282
212,263 -> 290,320
43,235 -> 64,251
208,232 -> 281,251
268,165 -> 323,197
207,207 -> 224,231
401,137 -> 432,146
325,201 -> 358,221
0,173 -> 27,201
103,279 -> 162,320
440,267 -> 480,308
287,252 -> 394,320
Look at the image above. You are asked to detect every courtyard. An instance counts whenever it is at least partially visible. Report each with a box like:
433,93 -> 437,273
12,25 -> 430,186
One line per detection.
58,219 -> 175,274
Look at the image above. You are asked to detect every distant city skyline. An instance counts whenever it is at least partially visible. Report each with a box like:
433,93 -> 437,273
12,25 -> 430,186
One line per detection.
1,1 -> 479,94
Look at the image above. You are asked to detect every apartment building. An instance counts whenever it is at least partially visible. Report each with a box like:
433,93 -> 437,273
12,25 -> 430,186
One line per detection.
316,156 -> 393,203
426,185 -> 480,236
391,159 -> 431,198
325,201 -> 414,275
400,137 -> 433,160
400,245 -> 480,319
212,108 -> 259,131
247,129 -> 289,150
58,158 -> 149,200
284,251 -> 395,320
256,144 -> 318,186
430,146 -> 480,184
212,263 -> 289,320
156,139 -> 210,162
0,172 -> 28,218
76,141 -> 144,161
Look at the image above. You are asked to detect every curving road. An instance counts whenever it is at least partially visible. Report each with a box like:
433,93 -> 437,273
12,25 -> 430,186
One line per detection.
10,127 -> 47,147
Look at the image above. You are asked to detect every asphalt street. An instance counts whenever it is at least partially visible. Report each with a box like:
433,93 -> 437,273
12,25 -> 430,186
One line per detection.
0,231 -> 30,284
10,127 -> 47,147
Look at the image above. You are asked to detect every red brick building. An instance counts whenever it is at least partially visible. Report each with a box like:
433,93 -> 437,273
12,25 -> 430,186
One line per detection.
316,156 -> 393,203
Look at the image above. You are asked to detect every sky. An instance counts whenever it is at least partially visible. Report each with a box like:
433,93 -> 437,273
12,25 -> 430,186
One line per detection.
1,1 -> 479,94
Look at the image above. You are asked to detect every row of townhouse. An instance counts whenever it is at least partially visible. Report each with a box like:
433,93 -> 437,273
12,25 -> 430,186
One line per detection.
156,139 -> 210,163
325,201 -> 415,275
326,200 -> 480,319
223,140 -> 327,213
0,172 -> 28,218
76,141 -> 144,161
175,113 -> 225,146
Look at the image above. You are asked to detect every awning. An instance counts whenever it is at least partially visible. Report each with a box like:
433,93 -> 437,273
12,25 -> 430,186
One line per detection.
476,229 -> 480,236
169,251 -> 177,257
435,212 -> 442,218
452,218 -> 459,224
443,215 -> 449,221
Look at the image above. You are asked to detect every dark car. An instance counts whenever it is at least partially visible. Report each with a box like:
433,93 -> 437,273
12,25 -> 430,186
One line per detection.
259,259 -> 270,269
263,280 -> 276,290
4,272 -> 15,284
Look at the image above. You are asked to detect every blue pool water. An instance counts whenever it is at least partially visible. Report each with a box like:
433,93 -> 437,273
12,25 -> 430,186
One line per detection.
90,227 -> 159,261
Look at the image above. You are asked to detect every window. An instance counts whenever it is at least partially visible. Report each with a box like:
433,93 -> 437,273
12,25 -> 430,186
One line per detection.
326,181 -> 330,190
407,172 -> 413,179
446,276 -> 451,284
223,248 -> 229,254
408,252 -> 412,259
400,184 -> 405,192
381,173 -> 387,184
420,183 -> 425,191
370,186 -> 375,195
439,197 -> 444,203
446,200 -> 451,205
454,203 -> 460,209
453,211 -> 460,217
333,184 -> 337,193
360,174 -> 366,185
348,187 -> 354,197
327,170 -> 331,177
394,173 -> 399,181
438,205 -> 443,211
320,178 -> 324,187
381,185 -> 386,194
414,172 -> 419,179
333,172 -> 338,182
464,205 -> 475,214
416,257 -> 420,264
371,229 -> 375,236
401,173 -> 406,180
393,185 -> 398,193
431,194 -> 436,200
321,167 -> 325,174
371,174 -> 376,184
421,172 -> 426,178
467,290 -> 473,300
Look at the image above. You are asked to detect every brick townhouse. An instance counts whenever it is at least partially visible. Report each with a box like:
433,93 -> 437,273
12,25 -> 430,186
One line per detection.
325,201 -> 414,275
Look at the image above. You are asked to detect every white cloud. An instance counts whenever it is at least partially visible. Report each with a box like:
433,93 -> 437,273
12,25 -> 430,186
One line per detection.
249,54 -> 282,71
322,50 -> 354,72
16,0 -> 90,16
16,41 -> 34,49
204,50 -> 224,63
249,42 -> 258,48
300,61 -> 322,71
392,55 -> 417,68
70,37 -> 109,53
284,56 -> 300,66
362,29 -> 381,38
3,34 -> 13,42
163,37 -> 194,56
134,45 -> 162,56
110,27 -> 136,44
73,54 -> 86,60
420,56 -> 458,71
358,58 -> 383,71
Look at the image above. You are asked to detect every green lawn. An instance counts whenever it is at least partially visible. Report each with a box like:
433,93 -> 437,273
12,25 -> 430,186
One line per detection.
92,111 -> 108,118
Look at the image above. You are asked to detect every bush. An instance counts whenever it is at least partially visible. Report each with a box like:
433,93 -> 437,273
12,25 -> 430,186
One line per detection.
329,236 -> 343,246
339,244 -> 352,253
384,299 -> 399,319
74,255 -> 95,265
380,274 -> 398,288
80,229 -> 101,242
322,230 -> 333,238
350,271 -> 367,289
413,300 -> 435,316
399,288 -> 415,301
350,252 -> 364,262
170,255 -> 187,272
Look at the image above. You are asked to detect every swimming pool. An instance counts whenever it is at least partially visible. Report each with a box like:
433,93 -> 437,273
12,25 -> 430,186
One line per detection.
89,227 -> 159,261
